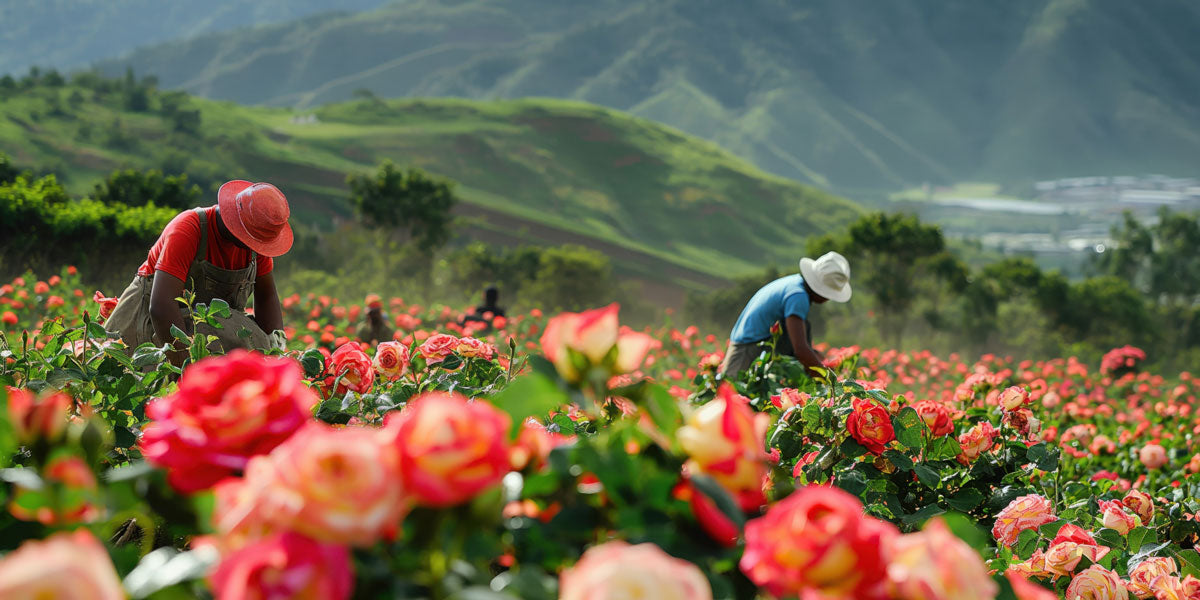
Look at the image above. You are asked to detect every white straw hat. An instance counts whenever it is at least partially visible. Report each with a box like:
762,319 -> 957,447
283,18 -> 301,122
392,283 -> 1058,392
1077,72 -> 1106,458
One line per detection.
799,251 -> 852,303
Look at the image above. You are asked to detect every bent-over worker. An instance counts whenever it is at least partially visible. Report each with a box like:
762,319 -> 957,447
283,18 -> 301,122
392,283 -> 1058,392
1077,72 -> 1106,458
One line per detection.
719,251 -> 852,379
104,180 -> 293,365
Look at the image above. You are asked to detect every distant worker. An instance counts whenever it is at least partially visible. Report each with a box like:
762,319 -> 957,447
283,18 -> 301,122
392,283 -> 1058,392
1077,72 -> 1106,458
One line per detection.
357,294 -> 394,344
719,251 -> 852,379
460,286 -> 506,332
104,181 -> 292,365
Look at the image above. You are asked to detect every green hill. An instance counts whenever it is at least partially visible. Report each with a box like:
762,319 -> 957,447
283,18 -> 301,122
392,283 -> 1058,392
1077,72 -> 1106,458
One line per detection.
0,76 -> 860,288
88,0 -> 1200,195
0,0 -> 389,77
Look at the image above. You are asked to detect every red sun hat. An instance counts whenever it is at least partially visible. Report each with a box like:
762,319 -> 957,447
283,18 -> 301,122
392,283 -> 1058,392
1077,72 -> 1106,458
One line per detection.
217,180 -> 294,257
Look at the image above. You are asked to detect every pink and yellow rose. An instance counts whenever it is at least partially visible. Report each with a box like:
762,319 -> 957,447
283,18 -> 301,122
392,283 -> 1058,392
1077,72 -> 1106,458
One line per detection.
0,529 -> 124,599
327,342 -> 374,394
1127,556 -> 1176,598
886,517 -> 997,600
676,384 -> 769,510
560,541 -> 712,600
993,494 -> 1057,547
209,531 -> 353,600
385,392 -> 511,507
1066,565 -> 1129,600
539,304 -> 655,382
372,341 -> 410,380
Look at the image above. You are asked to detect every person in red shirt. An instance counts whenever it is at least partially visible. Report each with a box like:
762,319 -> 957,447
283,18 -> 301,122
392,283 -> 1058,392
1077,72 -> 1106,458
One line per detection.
104,180 -> 293,366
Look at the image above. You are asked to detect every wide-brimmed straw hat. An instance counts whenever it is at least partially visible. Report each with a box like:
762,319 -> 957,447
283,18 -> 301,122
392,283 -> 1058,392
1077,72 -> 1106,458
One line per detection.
217,180 -> 294,257
799,251 -> 852,303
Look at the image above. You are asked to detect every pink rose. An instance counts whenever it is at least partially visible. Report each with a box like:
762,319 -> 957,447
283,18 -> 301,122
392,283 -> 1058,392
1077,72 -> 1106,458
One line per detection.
141,351 -> 319,493
539,304 -> 655,382
1127,556 -> 1176,598
1000,386 -> 1030,411
1007,570 -> 1058,600
1122,490 -> 1155,524
676,384 -> 770,511
913,400 -> 954,436
418,333 -> 460,365
385,392 -> 511,507
210,532 -> 353,600
0,529 -> 123,599
1099,500 -> 1140,535
328,342 -> 374,394
455,336 -> 495,360
6,387 -> 72,445
887,517 -> 997,599
1139,444 -> 1167,470
560,541 -> 712,600
220,423 -> 409,546
993,494 -> 1057,547
957,421 -> 998,465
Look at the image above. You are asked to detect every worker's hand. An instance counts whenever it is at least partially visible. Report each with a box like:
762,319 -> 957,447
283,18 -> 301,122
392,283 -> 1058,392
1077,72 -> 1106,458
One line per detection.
268,329 -> 288,352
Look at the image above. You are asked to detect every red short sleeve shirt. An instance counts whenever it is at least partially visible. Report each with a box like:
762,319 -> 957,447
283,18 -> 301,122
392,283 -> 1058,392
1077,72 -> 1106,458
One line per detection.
137,206 -> 274,281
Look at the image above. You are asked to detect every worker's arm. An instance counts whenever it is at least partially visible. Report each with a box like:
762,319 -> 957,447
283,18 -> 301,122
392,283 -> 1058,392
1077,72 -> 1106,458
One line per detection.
784,315 -> 826,376
149,270 -> 189,367
253,272 -> 284,334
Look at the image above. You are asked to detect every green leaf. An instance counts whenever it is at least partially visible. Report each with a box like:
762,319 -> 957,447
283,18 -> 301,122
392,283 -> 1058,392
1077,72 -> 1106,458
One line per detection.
1127,527 -> 1156,553
169,325 -> 189,341
86,321 -> 107,339
913,463 -> 940,489
689,473 -> 746,530
1015,528 -> 1040,560
131,345 -> 165,368
893,407 -> 924,449
1093,527 -> 1124,549
840,437 -> 868,459
940,512 -> 991,553
883,449 -> 913,471
927,436 -> 962,461
209,298 -> 231,319
123,547 -> 218,599
946,487 -> 985,512
299,349 -> 325,378
490,373 -> 570,438
1177,549 -> 1200,578
901,502 -> 945,527
639,384 -> 683,442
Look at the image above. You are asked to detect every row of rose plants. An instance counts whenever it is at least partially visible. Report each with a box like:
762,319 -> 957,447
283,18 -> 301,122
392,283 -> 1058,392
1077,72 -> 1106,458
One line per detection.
2,268 -> 1199,598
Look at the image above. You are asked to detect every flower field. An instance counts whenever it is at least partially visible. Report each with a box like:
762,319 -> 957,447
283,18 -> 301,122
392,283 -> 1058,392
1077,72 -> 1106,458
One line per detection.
2,267 -> 1200,599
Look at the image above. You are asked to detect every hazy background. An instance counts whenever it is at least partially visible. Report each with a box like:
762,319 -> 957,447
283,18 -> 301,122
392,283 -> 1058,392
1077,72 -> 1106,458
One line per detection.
2,0 -> 1198,367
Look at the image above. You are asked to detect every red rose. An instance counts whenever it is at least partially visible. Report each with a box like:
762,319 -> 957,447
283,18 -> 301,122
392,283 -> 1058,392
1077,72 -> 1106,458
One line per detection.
92,291 -> 118,320
846,398 -> 896,455
141,351 -> 319,493
913,400 -> 954,436
327,342 -> 374,394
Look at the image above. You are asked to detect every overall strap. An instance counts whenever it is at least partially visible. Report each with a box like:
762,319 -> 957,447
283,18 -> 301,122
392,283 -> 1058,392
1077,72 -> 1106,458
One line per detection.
193,207 -> 209,261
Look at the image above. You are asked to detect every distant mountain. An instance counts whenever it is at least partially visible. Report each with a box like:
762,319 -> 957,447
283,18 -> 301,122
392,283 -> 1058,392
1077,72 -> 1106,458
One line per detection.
93,0 -> 1200,194
0,0 -> 389,76
0,77 -> 859,283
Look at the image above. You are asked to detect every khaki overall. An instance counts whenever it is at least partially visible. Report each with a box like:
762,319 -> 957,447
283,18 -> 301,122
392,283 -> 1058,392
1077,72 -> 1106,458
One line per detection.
104,208 -> 270,352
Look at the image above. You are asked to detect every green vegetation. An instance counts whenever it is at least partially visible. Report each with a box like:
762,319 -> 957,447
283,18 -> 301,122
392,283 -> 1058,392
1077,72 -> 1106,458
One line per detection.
0,71 -> 860,287
92,0 -> 1200,193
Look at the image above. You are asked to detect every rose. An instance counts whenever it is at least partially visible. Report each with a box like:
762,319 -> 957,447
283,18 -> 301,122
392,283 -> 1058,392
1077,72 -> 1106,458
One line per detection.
92,291 -> 118,320
958,421 -> 998,465
1150,575 -> 1200,600
1046,542 -> 1108,578
141,351 -> 319,493
372,341 -> 410,380
1066,565 -> 1129,599
5,386 -> 71,444
1099,500 -> 1139,535
560,541 -> 712,600
846,397 -> 895,455
539,304 -> 655,382
0,529 -> 124,599
770,388 -> 809,411
886,517 -> 997,600
674,478 -> 739,547
1054,523 -> 1100,546
676,384 -> 769,511
1139,444 -> 1167,470
993,494 -> 1057,547
1010,549 -> 1050,579
913,400 -> 954,436
229,423 -> 408,546
510,418 -> 574,472
740,485 -> 896,599
385,392 -> 511,507
418,333 -> 459,365
1007,570 -> 1058,600
209,532 -> 353,600
1122,490 -> 1155,524
328,342 -> 374,394
1000,385 -> 1030,411
455,336 -> 495,360
1127,557 -> 1176,599
10,455 -> 100,525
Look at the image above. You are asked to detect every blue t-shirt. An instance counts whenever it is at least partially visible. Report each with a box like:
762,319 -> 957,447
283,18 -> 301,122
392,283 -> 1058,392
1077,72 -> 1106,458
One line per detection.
729,275 -> 811,343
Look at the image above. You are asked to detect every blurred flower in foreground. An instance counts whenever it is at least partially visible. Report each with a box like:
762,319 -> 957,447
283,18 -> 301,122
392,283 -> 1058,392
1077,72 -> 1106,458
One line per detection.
0,529 -> 124,599
559,541 -> 712,600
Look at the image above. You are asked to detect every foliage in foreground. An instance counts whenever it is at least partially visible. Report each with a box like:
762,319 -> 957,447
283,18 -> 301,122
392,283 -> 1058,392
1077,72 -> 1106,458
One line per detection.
1,270 -> 1199,599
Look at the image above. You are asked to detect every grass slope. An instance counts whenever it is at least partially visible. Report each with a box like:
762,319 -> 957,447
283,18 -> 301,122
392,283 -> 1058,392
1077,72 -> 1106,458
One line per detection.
0,83 -> 860,286
89,0 -> 1200,195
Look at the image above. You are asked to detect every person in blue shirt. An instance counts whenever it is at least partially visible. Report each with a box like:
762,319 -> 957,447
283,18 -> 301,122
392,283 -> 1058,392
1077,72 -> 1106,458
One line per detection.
720,251 -> 853,378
